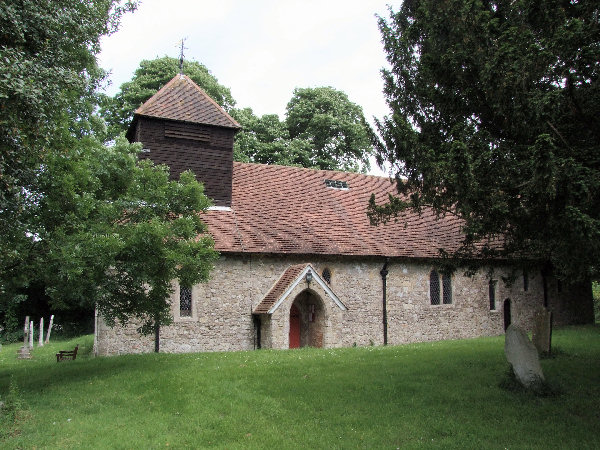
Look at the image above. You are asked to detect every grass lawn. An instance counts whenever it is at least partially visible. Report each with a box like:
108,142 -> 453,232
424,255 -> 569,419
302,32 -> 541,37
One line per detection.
1,326 -> 599,449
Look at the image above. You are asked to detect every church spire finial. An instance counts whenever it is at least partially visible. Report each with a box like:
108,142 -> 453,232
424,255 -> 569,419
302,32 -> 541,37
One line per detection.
178,38 -> 187,75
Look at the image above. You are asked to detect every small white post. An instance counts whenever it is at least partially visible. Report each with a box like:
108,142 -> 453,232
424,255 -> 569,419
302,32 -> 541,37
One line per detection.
39,317 -> 44,346
45,315 -> 54,344
29,320 -> 34,348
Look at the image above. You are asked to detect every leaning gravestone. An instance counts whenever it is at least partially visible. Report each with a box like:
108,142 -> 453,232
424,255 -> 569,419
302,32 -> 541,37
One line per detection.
532,308 -> 552,355
504,324 -> 545,389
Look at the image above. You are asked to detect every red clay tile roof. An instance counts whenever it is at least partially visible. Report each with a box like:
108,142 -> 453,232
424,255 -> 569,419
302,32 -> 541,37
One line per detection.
201,162 -> 466,258
253,264 -> 307,314
135,75 -> 240,129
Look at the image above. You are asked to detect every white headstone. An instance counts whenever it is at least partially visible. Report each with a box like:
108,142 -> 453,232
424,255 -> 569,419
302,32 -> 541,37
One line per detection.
23,316 -> 29,345
29,320 -> 34,348
505,324 -> 545,389
45,315 -> 54,344
39,317 -> 44,346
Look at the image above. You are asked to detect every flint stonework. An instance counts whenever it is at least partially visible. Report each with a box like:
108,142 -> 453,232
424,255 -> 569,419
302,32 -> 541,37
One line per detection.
96,256 -> 561,355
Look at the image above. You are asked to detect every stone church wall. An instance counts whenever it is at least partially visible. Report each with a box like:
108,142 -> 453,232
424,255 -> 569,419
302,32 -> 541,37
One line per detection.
95,254 -> 593,356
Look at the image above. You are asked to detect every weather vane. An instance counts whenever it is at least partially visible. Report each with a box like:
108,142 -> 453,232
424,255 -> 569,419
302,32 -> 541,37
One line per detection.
178,38 -> 187,75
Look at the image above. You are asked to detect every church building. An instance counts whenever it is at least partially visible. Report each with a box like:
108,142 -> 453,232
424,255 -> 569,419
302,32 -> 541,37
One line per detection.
95,74 -> 593,355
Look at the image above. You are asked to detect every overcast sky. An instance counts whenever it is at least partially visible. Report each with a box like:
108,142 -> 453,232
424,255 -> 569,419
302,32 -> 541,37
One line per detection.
98,0 -> 396,174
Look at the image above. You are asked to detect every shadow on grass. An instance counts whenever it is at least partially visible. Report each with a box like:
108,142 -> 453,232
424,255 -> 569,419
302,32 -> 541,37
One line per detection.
498,365 -> 562,398
539,345 -> 568,359
0,338 -> 171,399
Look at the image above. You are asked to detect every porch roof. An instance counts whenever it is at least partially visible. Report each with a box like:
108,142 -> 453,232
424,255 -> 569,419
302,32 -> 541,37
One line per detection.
254,264 -> 346,314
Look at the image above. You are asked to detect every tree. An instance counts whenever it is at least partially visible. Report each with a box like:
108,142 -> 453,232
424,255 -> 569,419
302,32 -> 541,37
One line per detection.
371,0 -> 600,281
232,87 -> 373,172
0,0 -> 137,291
231,108 -> 313,167
0,1 -> 220,350
101,56 -> 236,139
33,137 -> 218,352
286,87 -> 372,172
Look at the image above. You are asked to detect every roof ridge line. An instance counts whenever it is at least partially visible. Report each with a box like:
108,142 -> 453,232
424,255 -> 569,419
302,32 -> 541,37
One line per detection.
233,161 -> 396,181
186,76 -> 240,129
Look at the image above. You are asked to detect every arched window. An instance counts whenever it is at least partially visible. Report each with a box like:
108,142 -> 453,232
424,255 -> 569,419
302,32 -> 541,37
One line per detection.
489,280 -> 497,310
322,268 -> 331,284
430,270 -> 440,305
442,274 -> 452,304
180,285 -> 192,317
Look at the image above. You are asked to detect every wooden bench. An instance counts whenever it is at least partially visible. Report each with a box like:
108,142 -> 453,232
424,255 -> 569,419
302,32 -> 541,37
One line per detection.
56,345 -> 78,362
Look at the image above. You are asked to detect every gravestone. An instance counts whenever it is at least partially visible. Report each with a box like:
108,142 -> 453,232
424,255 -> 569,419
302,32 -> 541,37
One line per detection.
17,316 -> 31,359
532,308 -> 552,355
17,346 -> 31,359
504,324 -> 545,389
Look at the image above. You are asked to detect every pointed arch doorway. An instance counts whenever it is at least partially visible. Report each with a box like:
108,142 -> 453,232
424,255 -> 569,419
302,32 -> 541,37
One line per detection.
253,263 -> 348,350
289,290 -> 325,349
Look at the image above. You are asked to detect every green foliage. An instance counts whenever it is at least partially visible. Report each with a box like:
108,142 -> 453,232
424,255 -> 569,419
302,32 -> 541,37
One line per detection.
0,295 -> 29,343
286,86 -> 372,172
233,87 -> 373,172
1,327 -> 599,447
0,2 -> 219,344
101,56 -> 236,139
0,0 -> 136,285
0,128 -> 218,343
30,137 -> 218,335
231,108 -> 313,168
372,1 -> 600,281
0,295 -> 25,341
0,282 -> 95,343
593,282 -> 600,323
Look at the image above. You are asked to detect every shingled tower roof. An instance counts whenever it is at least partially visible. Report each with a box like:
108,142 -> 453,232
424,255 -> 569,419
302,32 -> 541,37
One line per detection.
134,74 -> 240,129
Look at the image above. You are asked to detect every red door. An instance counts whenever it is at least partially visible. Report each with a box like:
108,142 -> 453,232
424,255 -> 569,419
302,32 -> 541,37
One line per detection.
289,304 -> 300,348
